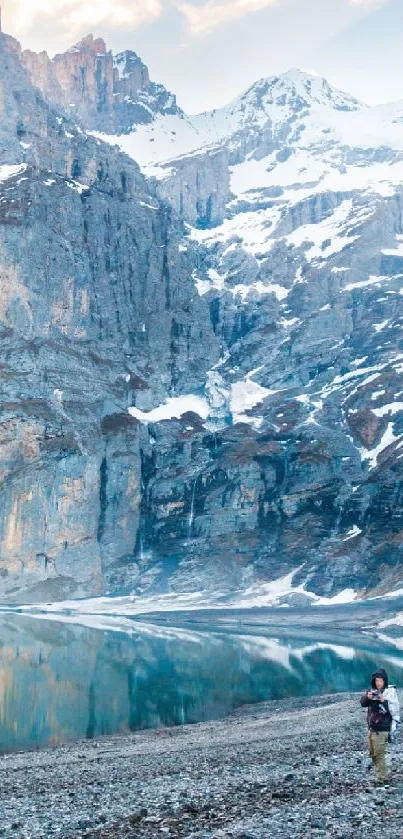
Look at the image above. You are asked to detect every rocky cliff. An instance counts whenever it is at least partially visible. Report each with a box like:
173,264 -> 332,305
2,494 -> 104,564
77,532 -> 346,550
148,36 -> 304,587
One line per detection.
0,31 -> 216,603
21,34 -> 180,133
0,35 -> 402,604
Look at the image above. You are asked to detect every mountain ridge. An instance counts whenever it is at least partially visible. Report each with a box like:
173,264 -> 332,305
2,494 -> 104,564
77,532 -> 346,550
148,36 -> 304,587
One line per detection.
20,33 -> 181,134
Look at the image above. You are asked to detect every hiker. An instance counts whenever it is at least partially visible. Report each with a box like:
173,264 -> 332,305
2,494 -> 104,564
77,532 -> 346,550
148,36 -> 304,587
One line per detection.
360,668 -> 400,785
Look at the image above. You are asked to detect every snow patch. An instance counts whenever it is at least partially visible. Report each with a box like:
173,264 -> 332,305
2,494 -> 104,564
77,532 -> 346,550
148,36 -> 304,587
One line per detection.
342,525 -> 362,541
314,589 -> 358,606
373,402 -> 403,418
129,395 -> 210,424
66,180 -> 89,194
378,613 -> 403,629
230,378 -> 272,426
0,164 -> 27,182
344,275 -> 399,292
188,206 -> 282,258
285,200 -> 359,263
139,200 -> 159,210
13,569 -> 358,619
382,243 -> 403,258
361,422 -> 399,469
374,319 -> 390,333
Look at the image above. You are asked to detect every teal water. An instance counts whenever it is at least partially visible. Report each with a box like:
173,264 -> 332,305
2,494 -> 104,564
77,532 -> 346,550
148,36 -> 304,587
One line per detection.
0,612 -> 402,753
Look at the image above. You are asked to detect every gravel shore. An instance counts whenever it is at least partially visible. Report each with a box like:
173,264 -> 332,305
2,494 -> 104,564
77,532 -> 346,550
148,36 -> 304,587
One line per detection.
1,692 -> 402,839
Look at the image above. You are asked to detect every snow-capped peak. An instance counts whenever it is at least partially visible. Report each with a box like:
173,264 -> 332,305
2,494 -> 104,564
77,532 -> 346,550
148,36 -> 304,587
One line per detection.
229,69 -> 363,118
91,65 -> 403,176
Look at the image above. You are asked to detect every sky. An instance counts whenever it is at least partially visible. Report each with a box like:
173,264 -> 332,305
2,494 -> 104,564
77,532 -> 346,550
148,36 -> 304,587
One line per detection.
1,0 -> 402,113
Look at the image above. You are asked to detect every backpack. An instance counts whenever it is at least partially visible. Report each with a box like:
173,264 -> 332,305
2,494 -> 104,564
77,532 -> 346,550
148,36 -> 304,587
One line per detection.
385,685 -> 401,737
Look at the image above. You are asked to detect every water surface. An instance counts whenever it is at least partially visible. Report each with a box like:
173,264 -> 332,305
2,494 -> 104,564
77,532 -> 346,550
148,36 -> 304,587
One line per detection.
0,612 -> 402,753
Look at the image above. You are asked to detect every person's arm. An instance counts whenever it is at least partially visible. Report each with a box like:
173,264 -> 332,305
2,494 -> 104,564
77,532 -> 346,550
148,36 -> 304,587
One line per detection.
360,689 -> 372,708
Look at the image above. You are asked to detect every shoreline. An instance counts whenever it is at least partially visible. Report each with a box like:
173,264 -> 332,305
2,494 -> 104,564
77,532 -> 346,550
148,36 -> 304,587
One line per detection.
1,691 -> 402,838
1,591 -> 403,636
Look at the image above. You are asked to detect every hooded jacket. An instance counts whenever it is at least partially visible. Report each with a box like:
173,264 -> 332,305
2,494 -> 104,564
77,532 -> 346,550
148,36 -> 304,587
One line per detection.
360,669 -> 401,734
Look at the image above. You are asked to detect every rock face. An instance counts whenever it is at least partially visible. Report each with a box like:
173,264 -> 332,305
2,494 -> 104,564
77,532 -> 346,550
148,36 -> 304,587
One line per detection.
116,69 -> 403,601
0,31 -> 216,602
156,147 -> 231,228
21,35 -> 180,133
0,36 -> 402,604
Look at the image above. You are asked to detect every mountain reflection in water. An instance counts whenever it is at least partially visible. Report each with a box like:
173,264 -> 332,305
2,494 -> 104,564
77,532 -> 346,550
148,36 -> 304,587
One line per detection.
0,613 -> 402,753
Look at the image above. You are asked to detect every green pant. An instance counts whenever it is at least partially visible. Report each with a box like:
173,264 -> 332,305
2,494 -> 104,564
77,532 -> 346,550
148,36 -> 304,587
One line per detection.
368,731 -> 389,782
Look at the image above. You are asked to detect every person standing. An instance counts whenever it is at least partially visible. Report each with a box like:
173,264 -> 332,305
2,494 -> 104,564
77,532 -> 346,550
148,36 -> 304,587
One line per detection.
360,668 -> 400,785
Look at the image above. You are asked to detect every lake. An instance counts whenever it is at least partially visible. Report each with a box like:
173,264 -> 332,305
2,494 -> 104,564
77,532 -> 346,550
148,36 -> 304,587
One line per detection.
0,611 -> 402,753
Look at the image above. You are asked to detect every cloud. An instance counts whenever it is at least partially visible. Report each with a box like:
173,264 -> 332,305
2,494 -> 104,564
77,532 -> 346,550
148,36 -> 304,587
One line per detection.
2,0 -> 163,37
176,0 -> 278,36
348,0 -> 389,5
0,0 -> 391,60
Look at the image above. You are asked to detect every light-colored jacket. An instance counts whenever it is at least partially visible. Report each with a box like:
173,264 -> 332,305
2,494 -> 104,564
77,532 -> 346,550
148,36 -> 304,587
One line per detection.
384,686 -> 401,734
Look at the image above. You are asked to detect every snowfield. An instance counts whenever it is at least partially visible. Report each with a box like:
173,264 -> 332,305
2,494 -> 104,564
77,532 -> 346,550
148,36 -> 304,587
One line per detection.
11,567 -> 359,619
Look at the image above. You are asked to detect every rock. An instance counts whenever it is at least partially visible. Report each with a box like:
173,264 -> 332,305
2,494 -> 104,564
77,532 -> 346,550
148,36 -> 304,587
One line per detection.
184,802 -> 199,815
21,35 -> 180,132
156,147 -> 230,227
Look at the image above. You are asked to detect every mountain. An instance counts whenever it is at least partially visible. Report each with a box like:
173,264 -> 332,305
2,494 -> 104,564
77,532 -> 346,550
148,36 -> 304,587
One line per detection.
21,34 -> 180,133
109,68 -> 362,168
0,32 -> 402,605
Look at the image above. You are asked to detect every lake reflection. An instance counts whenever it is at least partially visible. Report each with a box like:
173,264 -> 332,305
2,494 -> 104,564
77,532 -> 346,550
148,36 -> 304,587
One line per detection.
0,612 -> 402,753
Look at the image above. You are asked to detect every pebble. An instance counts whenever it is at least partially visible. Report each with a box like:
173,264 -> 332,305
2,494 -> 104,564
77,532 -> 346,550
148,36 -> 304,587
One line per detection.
0,691 -> 402,838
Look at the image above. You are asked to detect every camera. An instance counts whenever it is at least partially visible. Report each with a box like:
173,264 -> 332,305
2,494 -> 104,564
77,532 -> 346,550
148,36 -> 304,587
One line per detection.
371,689 -> 381,700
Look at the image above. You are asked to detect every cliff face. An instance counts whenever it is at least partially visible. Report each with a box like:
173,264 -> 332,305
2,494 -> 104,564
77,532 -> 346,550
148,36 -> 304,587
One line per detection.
156,148 -> 231,228
21,35 -> 180,133
0,39 -> 402,605
0,32 -> 217,603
